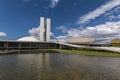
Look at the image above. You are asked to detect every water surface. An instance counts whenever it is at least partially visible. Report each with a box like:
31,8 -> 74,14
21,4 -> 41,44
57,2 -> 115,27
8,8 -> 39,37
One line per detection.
0,53 -> 120,80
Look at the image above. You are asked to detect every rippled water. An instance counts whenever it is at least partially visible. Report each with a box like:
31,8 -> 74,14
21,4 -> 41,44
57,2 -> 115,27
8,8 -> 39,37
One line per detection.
0,53 -> 120,80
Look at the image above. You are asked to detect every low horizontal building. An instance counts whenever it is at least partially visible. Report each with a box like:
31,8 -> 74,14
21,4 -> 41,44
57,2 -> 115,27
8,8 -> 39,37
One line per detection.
112,39 -> 120,44
67,37 -> 95,44
0,40 -> 80,51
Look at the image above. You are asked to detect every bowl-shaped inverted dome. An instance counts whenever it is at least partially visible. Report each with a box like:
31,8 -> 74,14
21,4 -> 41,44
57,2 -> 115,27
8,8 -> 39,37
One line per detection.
67,37 -> 95,44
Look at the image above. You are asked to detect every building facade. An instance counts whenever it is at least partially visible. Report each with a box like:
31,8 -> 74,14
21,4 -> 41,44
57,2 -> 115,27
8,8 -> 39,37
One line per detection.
112,39 -> 120,44
39,17 -> 51,42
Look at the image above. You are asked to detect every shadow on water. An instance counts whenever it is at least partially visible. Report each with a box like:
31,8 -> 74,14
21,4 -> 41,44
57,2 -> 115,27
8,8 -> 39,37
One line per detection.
0,52 -> 120,80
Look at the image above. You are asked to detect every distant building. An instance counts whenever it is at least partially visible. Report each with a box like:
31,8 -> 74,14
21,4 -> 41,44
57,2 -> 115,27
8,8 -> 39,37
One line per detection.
111,39 -> 120,44
39,17 -> 51,42
67,37 -> 95,44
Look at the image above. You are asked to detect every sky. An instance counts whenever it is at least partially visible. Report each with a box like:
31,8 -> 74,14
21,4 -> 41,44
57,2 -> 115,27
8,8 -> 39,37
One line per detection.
0,0 -> 120,43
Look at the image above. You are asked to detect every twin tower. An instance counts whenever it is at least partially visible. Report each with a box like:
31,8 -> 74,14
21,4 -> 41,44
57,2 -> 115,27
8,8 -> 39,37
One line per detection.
39,17 -> 51,42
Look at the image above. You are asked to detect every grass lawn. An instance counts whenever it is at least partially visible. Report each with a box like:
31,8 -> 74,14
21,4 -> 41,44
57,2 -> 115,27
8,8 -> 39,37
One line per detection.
39,49 -> 120,57
111,44 -> 120,47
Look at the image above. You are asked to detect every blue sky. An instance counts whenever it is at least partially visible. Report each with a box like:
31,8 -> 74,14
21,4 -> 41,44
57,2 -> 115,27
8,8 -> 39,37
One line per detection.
0,0 -> 120,43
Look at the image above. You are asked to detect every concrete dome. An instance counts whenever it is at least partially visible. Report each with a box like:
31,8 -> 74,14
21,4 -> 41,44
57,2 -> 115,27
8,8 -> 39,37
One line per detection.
17,36 -> 39,42
67,37 -> 95,44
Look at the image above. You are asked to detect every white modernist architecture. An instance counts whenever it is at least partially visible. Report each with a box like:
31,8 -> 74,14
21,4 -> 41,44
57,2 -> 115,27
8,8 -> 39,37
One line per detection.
67,37 -> 95,44
39,17 -> 51,42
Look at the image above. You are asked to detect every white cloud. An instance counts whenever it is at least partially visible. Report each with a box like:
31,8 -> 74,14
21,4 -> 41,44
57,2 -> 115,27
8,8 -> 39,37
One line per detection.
109,15 -> 120,21
28,26 -> 40,40
18,26 -> 54,41
77,0 -> 120,24
105,6 -> 120,16
56,25 -> 67,33
52,35 -> 67,42
28,26 -> 54,38
22,0 -> 60,8
55,21 -> 120,43
18,21 -> 120,43
0,32 -> 7,37
50,32 -> 54,36
49,0 -> 60,8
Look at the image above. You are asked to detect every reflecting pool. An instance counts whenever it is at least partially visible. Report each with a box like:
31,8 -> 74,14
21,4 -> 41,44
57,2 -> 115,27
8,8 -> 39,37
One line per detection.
0,53 -> 120,80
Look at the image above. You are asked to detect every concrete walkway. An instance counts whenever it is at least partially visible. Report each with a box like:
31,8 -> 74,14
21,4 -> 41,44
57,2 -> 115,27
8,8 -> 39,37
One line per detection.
54,42 -> 120,53
90,47 -> 120,53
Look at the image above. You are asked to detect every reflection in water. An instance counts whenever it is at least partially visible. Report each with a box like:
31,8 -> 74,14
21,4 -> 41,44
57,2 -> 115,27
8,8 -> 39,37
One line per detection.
0,53 -> 120,80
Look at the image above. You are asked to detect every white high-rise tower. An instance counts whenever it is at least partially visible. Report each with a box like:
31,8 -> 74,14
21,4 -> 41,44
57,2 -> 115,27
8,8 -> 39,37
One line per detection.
39,17 -> 51,42
45,18 -> 51,42
39,17 -> 45,42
